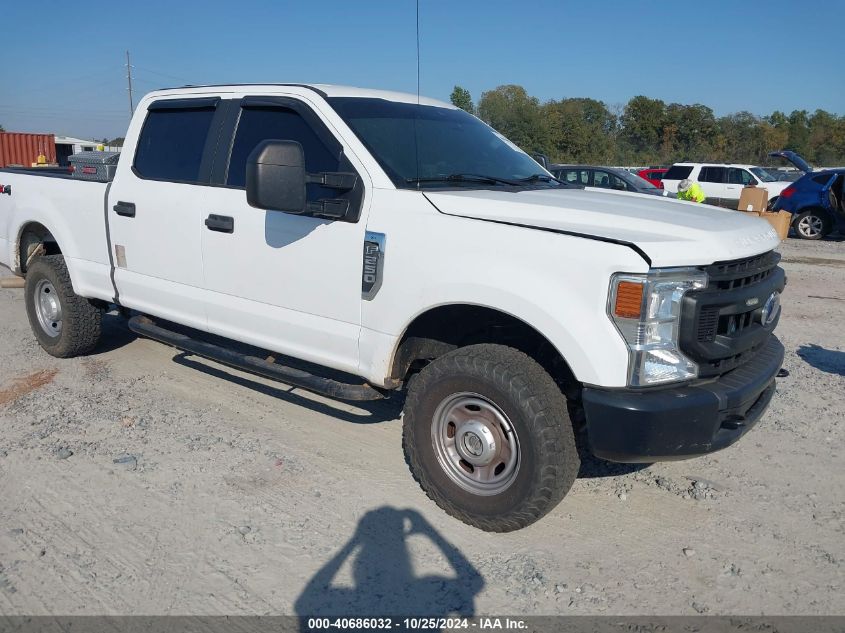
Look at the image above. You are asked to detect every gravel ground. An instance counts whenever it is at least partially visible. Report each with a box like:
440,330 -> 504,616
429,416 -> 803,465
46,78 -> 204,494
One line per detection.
0,236 -> 842,617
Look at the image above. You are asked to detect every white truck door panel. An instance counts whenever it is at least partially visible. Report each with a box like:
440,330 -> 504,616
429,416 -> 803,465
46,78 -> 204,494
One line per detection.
200,98 -> 368,374
107,97 -> 224,331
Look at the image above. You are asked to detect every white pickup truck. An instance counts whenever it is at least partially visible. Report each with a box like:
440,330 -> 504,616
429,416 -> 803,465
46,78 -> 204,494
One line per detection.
0,84 -> 786,531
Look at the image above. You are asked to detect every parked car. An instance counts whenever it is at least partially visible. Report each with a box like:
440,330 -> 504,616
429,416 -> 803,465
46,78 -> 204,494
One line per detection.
662,163 -> 800,208
549,164 -> 669,197
772,169 -> 845,239
638,167 -> 668,188
0,83 -> 786,531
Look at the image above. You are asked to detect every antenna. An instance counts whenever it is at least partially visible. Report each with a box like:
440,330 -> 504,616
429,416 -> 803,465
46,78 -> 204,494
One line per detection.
416,0 -> 421,105
126,50 -> 135,117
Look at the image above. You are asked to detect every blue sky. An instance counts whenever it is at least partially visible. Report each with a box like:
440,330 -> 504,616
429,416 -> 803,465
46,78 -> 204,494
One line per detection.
1,0 -> 843,139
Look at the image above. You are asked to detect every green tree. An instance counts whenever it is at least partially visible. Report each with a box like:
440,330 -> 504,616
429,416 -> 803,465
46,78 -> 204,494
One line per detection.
0,123 -> 5,132
807,109 -> 840,166
786,110 -> 810,156
718,112 -> 767,163
620,96 -> 666,160
477,85 -> 549,154
544,98 -> 616,163
449,86 -> 474,114
663,103 -> 718,162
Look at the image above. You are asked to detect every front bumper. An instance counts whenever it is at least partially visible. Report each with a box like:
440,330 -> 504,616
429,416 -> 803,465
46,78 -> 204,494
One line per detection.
582,334 -> 784,463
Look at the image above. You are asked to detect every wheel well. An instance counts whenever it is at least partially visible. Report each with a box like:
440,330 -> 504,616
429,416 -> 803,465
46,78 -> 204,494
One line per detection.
792,207 -> 831,225
390,305 -> 580,399
17,222 -> 61,272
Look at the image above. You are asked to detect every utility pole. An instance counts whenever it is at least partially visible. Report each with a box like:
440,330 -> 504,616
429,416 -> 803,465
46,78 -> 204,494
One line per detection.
126,50 -> 134,117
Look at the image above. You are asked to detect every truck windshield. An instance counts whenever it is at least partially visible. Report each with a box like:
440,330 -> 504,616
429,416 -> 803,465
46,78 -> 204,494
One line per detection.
750,167 -> 778,182
327,97 -> 556,189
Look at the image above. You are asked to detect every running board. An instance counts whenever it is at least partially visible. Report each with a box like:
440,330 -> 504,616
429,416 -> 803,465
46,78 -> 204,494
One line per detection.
127,315 -> 386,402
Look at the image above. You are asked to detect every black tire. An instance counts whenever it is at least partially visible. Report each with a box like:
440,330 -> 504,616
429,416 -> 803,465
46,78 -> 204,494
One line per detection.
24,255 -> 103,358
792,209 -> 832,240
402,344 -> 579,532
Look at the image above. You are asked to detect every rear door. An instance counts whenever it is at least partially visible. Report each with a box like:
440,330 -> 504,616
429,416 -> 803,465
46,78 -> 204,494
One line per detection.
107,96 -> 225,329
697,166 -> 727,206
199,95 -> 370,375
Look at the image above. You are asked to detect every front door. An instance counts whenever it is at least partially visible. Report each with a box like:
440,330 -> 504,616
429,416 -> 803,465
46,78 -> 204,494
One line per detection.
200,97 -> 370,375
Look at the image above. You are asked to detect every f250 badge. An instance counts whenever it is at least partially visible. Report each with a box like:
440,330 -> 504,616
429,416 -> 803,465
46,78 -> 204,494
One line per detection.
362,232 -> 386,300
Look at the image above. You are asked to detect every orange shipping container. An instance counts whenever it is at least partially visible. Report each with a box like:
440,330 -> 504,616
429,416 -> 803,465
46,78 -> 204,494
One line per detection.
0,132 -> 56,168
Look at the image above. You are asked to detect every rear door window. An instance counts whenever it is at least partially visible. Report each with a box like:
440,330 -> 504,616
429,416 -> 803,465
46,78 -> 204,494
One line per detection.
699,166 -> 727,183
134,104 -> 218,183
592,170 -> 611,188
559,169 -> 589,185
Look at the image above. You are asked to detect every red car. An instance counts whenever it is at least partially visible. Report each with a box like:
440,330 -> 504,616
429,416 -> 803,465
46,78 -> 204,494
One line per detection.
638,168 -> 668,188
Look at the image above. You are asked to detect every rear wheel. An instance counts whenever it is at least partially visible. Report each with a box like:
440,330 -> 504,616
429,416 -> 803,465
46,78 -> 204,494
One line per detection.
793,209 -> 831,240
25,255 -> 103,357
403,344 -> 579,532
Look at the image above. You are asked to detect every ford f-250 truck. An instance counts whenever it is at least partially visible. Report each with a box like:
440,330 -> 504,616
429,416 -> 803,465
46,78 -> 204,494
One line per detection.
0,84 -> 786,531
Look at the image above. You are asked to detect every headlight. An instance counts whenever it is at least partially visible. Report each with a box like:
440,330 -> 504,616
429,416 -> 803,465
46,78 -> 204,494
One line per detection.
608,268 -> 708,386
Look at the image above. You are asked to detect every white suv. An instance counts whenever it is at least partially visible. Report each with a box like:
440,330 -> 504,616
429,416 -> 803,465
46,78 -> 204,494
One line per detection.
662,163 -> 791,209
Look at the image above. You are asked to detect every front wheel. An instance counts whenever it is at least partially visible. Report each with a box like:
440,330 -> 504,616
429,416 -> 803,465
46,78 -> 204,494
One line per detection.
24,255 -> 103,357
402,344 -> 579,532
793,209 -> 831,240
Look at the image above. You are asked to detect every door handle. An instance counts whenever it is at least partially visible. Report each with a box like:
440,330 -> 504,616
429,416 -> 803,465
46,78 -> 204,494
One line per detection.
114,201 -> 136,217
205,214 -> 234,233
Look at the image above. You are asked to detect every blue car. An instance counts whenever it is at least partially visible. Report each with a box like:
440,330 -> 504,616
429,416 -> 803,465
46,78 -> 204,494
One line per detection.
769,150 -> 845,240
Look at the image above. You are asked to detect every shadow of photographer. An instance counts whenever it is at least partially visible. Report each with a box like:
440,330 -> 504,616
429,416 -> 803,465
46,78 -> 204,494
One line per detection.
295,507 -> 484,631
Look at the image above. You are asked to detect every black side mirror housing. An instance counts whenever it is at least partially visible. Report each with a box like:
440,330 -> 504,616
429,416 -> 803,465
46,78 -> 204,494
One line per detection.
532,153 -> 549,169
246,140 -> 307,213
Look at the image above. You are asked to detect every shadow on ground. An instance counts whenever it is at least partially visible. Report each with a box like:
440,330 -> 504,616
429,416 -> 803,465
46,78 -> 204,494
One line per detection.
797,344 -> 845,376
294,507 -> 483,630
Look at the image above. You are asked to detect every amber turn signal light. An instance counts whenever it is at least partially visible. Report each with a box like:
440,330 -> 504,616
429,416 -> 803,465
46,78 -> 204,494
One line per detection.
614,281 -> 644,319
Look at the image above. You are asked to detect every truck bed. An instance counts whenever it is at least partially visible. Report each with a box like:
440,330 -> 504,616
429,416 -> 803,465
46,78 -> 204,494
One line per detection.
0,170 -> 114,302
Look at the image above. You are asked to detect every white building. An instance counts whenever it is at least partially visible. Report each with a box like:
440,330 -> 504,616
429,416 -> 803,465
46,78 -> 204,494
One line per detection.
55,136 -> 121,166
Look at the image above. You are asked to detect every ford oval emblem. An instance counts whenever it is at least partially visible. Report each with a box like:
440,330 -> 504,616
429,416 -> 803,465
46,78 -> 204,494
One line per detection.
760,292 -> 780,326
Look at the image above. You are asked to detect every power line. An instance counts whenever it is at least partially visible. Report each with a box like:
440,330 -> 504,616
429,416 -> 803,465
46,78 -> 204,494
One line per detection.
132,65 -> 195,85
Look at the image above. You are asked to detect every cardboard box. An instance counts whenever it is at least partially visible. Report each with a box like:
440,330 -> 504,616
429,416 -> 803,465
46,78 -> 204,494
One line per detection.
741,209 -> 791,241
759,210 -> 791,241
737,185 -> 768,212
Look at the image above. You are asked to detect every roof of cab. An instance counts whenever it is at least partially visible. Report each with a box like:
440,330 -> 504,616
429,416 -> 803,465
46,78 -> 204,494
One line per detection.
144,83 -> 455,108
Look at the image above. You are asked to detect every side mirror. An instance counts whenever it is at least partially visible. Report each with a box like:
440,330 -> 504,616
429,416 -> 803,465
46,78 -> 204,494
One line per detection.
532,153 -> 549,169
246,140 -> 307,213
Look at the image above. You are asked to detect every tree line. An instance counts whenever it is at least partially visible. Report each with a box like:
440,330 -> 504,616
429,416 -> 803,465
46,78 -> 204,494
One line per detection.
450,85 -> 845,167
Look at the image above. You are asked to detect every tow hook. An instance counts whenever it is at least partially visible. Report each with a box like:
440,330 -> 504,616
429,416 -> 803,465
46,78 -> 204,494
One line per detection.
1,185 -> 10,195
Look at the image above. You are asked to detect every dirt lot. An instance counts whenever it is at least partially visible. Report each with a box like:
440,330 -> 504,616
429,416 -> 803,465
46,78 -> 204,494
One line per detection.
0,237 -> 843,617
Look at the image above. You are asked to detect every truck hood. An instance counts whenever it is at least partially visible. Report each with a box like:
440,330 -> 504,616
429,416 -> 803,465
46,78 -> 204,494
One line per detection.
424,188 -> 781,268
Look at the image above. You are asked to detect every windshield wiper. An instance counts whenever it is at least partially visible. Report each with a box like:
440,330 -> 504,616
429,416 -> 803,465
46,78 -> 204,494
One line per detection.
518,173 -> 554,182
406,173 -> 521,186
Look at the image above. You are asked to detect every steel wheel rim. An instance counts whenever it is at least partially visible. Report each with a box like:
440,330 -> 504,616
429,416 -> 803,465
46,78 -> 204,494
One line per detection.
431,392 -> 520,496
798,215 -> 823,237
33,279 -> 62,338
